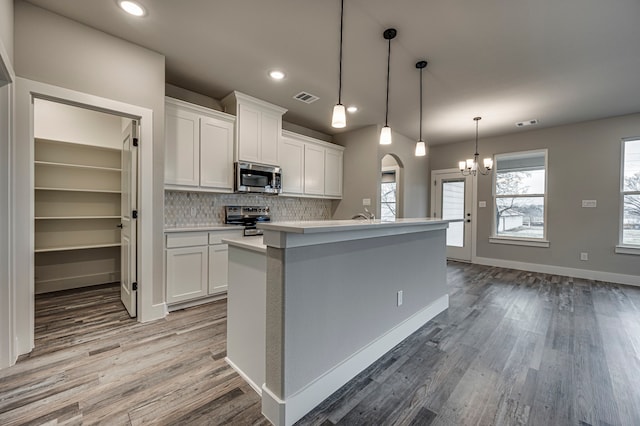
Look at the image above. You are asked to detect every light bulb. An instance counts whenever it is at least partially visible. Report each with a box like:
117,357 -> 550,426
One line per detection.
380,126 -> 392,145
119,1 -> 145,16
331,104 -> 346,128
415,141 -> 426,156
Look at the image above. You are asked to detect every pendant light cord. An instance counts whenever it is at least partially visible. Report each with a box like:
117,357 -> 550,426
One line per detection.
337,0 -> 344,105
475,119 -> 479,156
419,67 -> 423,141
385,37 -> 391,126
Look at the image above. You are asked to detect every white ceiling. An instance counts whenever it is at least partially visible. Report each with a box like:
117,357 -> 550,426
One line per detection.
23,0 -> 640,145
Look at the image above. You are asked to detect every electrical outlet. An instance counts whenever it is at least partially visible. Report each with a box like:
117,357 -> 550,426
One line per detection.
190,207 -> 197,217
362,198 -> 371,206
397,290 -> 403,307
580,252 -> 588,261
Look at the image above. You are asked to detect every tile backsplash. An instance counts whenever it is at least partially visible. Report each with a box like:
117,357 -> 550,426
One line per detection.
164,191 -> 333,228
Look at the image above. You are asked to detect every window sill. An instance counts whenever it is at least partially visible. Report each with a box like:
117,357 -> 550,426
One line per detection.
615,245 -> 640,256
489,237 -> 550,248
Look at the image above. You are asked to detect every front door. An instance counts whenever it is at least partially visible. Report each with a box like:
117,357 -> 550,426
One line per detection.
120,121 -> 138,317
433,170 -> 473,262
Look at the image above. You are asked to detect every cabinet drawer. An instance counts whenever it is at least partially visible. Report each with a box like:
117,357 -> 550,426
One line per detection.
209,229 -> 243,245
166,232 -> 208,248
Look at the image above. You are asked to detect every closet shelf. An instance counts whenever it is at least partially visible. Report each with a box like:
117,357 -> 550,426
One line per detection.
35,243 -> 121,253
35,161 -> 121,172
35,216 -> 121,220
35,187 -> 121,194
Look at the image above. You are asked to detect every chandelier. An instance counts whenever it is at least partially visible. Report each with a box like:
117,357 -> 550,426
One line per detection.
459,116 -> 492,176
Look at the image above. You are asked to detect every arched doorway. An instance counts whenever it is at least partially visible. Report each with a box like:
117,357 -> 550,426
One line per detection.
380,154 -> 403,220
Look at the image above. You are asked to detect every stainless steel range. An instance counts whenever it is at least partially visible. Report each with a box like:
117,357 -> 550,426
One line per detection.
224,205 -> 271,236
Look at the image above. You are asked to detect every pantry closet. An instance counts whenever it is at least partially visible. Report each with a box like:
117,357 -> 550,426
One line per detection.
33,100 -> 124,300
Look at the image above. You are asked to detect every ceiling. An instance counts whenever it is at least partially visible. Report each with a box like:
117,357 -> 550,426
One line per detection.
23,0 -> 640,145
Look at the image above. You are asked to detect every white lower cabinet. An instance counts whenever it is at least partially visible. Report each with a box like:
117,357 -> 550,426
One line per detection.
208,244 -> 229,295
166,229 -> 242,306
166,245 -> 208,304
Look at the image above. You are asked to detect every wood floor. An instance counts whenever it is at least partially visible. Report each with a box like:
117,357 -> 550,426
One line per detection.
1,263 -> 639,425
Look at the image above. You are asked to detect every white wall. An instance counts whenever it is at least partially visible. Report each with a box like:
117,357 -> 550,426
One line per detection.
430,112 -> 640,278
34,99 -> 123,149
333,125 -> 430,220
0,0 -> 15,369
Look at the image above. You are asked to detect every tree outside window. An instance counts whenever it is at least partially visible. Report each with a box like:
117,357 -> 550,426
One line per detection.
622,139 -> 640,246
493,150 -> 547,239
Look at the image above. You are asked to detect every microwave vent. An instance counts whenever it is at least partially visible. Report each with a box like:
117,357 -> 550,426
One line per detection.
293,91 -> 320,104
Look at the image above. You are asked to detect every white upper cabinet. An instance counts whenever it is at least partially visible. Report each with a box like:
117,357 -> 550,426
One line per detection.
304,144 -> 325,196
165,98 -> 235,192
200,115 -> 234,190
165,103 -> 199,187
324,148 -> 343,198
281,130 -> 344,199
280,133 -> 304,195
222,91 -> 287,166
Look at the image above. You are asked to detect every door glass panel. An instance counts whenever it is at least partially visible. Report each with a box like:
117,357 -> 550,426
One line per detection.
442,181 -> 465,247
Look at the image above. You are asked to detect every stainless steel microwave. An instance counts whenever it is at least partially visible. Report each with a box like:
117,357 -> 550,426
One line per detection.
235,162 -> 282,194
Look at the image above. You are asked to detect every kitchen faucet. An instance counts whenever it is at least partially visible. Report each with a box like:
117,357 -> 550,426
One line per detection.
352,207 -> 375,221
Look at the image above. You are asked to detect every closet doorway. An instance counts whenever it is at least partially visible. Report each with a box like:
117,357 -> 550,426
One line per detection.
33,99 -> 139,328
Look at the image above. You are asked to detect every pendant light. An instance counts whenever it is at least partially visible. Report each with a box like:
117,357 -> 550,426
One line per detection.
380,28 -> 397,145
331,0 -> 346,128
459,117 -> 493,176
415,60 -> 428,156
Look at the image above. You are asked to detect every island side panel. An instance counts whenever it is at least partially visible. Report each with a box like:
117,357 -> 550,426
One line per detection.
281,229 -> 447,397
265,247 -> 285,398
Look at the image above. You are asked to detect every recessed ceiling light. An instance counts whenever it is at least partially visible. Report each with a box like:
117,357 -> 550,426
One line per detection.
269,70 -> 286,80
118,0 -> 146,17
347,106 -> 358,113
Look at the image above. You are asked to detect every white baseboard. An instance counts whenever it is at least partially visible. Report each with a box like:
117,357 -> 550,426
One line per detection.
34,272 -> 120,294
225,357 -> 263,396
473,256 -> 639,287
261,294 -> 449,426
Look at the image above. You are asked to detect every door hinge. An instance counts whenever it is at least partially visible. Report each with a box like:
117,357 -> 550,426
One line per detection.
132,210 -> 138,219
434,180 -> 437,186
132,282 -> 138,291
133,137 -> 139,147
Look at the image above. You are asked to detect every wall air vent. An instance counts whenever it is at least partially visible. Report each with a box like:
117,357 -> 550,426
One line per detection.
293,92 -> 320,104
516,119 -> 539,127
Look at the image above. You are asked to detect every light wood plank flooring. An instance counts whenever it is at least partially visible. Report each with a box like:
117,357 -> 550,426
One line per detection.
1,263 -> 639,425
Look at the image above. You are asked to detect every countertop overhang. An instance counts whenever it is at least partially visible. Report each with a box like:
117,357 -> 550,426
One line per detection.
258,218 -> 449,248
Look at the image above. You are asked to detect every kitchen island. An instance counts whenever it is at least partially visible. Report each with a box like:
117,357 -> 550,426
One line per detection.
225,218 -> 449,426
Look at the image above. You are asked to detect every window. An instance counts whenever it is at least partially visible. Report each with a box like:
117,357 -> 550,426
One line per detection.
492,150 -> 547,245
621,138 -> 640,248
380,168 -> 397,221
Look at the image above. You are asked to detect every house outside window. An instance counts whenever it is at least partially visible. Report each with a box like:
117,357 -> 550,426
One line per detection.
491,149 -> 548,247
620,138 -> 640,248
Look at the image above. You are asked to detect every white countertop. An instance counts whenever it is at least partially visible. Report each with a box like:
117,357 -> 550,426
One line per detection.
164,225 -> 239,233
222,236 -> 267,253
257,218 -> 449,234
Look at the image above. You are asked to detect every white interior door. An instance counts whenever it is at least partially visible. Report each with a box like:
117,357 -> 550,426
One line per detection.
120,121 -> 137,317
433,170 -> 473,261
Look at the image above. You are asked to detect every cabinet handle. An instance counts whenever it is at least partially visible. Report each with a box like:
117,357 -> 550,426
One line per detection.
117,223 -> 123,228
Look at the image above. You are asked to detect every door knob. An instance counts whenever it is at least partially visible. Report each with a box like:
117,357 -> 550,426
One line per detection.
117,223 -> 123,228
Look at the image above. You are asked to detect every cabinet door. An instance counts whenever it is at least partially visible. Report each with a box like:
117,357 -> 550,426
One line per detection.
324,148 -> 343,198
260,111 -> 280,166
200,116 -> 234,191
280,136 -> 304,194
304,144 -> 325,196
237,103 -> 260,163
208,244 -> 229,295
166,246 -> 208,304
165,105 -> 199,186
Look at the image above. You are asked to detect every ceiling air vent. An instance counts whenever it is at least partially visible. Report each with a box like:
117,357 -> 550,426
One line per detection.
516,119 -> 539,127
293,92 -> 320,104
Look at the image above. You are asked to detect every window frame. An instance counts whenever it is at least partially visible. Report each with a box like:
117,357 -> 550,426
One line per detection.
616,137 -> 640,255
490,149 -> 549,247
